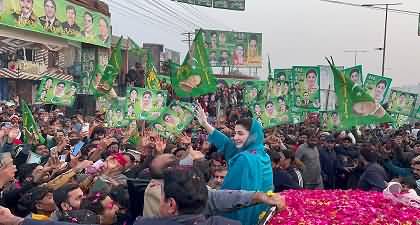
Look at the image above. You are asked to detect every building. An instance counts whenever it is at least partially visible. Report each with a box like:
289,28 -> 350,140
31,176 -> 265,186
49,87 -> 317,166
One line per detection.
0,0 -> 112,114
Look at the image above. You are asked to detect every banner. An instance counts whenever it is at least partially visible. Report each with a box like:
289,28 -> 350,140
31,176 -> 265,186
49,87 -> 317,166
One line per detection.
293,66 -> 321,110
328,58 -> 393,129
320,111 -> 342,130
104,98 -> 130,128
176,0 -> 245,11
243,80 -> 267,104
0,0 -> 111,47
274,69 -> 293,81
267,80 -> 292,106
125,88 -> 168,121
363,74 -> 392,105
390,113 -> 410,128
36,76 -> 78,106
343,65 -> 363,86
250,100 -> 290,128
171,30 -> 217,97
388,90 -> 418,116
151,101 -> 194,138
199,29 -> 262,67
213,0 -> 245,10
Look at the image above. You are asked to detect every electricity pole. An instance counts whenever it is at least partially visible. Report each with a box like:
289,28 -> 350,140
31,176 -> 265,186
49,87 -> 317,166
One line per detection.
361,3 -> 402,76
182,32 -> 194,50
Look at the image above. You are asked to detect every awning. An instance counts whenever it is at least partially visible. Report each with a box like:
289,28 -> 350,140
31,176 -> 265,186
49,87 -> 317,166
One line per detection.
0,68 -> 73,81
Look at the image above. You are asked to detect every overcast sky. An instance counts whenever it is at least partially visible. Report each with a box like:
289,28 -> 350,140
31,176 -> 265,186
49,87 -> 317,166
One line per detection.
107,0 -> 420,87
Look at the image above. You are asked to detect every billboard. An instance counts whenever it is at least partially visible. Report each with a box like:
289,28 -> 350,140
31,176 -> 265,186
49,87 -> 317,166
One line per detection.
199,29 -> 262,68
175,0 -> 245,11
213,0 -> 245,10
293,66 -> 321,111
0,0 -> 111,47
388,90 -> 418,116
364,74 -> 392,105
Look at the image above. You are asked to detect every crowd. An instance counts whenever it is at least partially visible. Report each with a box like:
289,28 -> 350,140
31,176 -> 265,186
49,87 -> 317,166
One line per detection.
0,79 -> 419,225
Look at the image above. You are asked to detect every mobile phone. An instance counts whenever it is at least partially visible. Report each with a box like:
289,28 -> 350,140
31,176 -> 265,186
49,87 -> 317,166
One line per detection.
26,151 -> 42,164
71,141 -> 84,156
82,123 -> 90,133
1,122 -> 12,129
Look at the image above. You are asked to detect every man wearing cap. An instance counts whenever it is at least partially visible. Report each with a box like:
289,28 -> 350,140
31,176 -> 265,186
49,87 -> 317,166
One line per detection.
319,136 -> 338,189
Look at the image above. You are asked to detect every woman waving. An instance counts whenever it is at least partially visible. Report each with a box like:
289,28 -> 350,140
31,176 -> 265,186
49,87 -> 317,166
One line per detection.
195,104 -> 273,225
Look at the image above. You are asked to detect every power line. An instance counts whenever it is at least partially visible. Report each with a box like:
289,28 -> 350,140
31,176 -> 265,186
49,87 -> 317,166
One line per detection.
185,3 -> 233,30
171,1 -> 215,28
124,0 -> 191,31
108,0 -> 185,33
320,0 -> 420,16
144,0 -> 200,29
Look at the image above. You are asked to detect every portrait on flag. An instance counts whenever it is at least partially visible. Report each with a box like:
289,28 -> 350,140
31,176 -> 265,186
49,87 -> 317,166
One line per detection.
293,66 -> 321,110
104,98 -> 130,128
171,30 -> 217,97
243,81 -> 267,104
328,59 -> 393,129
320,111 -> 342,130
125,88 -> 168,121
343,65 -> 363,86
274,69 -> 293,81
36,77 -> 78,106
387,90 -> 417,116
364,74 -> 392,105
250,100 -> 290,128
151,102 -> 194,138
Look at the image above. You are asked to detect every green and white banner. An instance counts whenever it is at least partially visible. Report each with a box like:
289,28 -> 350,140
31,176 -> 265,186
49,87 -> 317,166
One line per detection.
328,59 -> 393,129
151,101 -> 194,138
390,113 -> 410,128
293,66 -> 321,110
363,73 -> 392,105
125,88 -> 168,121
343,65 -> 363,86
0,0 -> 111,47
243,80 -> 267,104
250,100 -> 290,128
273,69 -> 293,81
388,90 -> 418,116
36,76 -> 78,106
104,98 -> 130,128
199,29 -> 262,67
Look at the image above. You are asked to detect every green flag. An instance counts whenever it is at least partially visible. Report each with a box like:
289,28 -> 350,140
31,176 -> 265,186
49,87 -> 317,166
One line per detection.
327,58 -> 393,129
171,29 -> 217,97
21,101 -> 45,144
145,50 -> 161,90
91,36 -> 123,97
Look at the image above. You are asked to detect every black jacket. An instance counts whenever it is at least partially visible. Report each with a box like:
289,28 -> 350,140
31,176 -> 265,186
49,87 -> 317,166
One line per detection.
319,148 -> 338,189
358,163 -> 388,192
134,214 -> 241,225
272,168 -> 301,192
